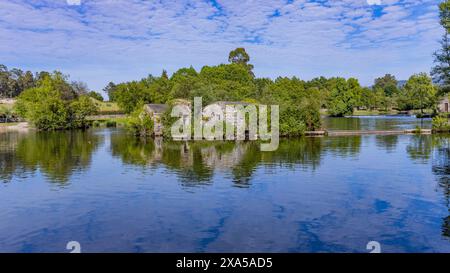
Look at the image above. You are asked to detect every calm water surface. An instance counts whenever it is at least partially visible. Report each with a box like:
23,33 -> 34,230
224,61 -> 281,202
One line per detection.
0,125 -> 449,253
324,115 -> 432,131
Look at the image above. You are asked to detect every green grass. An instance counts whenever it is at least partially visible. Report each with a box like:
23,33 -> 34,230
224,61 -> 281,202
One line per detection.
352,109 -> 399,116
0,122 -> 18,127
90,116 -> 128,127
90,98 -> 123,114
0,103 -> 14,114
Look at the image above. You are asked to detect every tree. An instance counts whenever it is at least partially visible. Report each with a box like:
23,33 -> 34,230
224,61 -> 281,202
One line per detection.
70,95 -> 99,128
15,72 -> 97,130
403,73 -> 437,114
114,80 -> 156,114
374,74 -> 399,97
125,107 -> 154,137
71,81 -> 89,96
88,91 -> 104,101
432,1 -> 450,93
103,82 -> 117,101
327,78 -> 362,117
228,48 -> 254,76
360,87 -> 376,110
0,65 -> 9,97
279,106 -> 307,137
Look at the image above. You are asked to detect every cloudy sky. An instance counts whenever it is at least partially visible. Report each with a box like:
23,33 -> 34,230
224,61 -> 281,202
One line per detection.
0,0 -> 442,93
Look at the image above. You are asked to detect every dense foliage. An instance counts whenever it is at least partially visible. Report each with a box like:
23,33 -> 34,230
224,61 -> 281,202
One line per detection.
103,47 -> 443,136
4,40 -> 444,135
432,114 -> 450,131
0,65 -> 92,99
125,107 -> 154,137
88,91 -> 104,101
432,1 -> 450,93
15,72 -> 98,130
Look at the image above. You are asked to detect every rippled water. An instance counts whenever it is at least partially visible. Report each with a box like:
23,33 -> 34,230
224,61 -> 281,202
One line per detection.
0,128 -> 449,253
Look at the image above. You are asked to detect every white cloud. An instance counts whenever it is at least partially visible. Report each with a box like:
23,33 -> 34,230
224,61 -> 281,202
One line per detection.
0,0 -> 442,91
67,0 -> 81,5
367,0 -> 382,5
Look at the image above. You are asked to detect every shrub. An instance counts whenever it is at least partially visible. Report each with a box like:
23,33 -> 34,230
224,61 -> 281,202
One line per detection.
125,108 -> 154,137
15,73 -> 98,130
280,106 -> 307,137
432,115 -> 450,132
106,120 -> 117,127
69,95 -> 98,129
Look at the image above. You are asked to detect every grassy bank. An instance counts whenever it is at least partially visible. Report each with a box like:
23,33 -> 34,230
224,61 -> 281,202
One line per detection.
92,99 -> 124,115
0,103 -> 14,114
352,109 -> 400,116
0,122 -> 18,127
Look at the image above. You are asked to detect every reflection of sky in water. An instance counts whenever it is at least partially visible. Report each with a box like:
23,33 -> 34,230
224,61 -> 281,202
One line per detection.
0,129 -> 449,253
324,116 -> 432,131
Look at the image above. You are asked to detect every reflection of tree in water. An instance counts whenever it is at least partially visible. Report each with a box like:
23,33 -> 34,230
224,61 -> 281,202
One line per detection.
375,135 -> 399,153
0,132 -> 29,182
431,136 -> 450,239
231,138 -> 324,187
111,134 -> 325,188
406,135 -> 432,163
406,135 -> 433,164
0,130 -> 103,184
323,136 -> 361,157
110,134 -> 214,185
323,117 -> 361,131
110,133 -> 157,166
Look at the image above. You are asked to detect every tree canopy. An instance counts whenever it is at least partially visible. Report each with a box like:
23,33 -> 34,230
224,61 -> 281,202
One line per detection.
15,72 -> 98,130
432,0 -> 450,93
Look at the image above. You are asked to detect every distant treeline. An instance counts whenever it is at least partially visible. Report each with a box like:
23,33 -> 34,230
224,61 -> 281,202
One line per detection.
0,65 -> 103,101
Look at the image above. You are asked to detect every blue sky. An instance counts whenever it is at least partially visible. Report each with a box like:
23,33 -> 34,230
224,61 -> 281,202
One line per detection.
0,0 -> 442,94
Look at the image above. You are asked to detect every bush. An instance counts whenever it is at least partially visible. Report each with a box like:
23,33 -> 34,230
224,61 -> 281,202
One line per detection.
125,108 -> 154,137
432,115 -> 450,132
15,74 -> 98,130
161,107 -> 180,138
88,91 -> 104,101
106,120 -> 117,127
69,95 -> 98,128
280,106 -> 307,137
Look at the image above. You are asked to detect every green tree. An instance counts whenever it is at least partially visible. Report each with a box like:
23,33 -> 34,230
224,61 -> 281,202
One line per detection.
403,73 -> 438,114
374,74 -> 399,97
327,78 -> 362,117
15,72 -> 97,130
126,107 -> 154,137
87,91 -> 104,101
228,47 -> 254,76
432,1 -> 450,93
70,95 -> 99,128
279,106 -> 307,137
103,82 -> 117,101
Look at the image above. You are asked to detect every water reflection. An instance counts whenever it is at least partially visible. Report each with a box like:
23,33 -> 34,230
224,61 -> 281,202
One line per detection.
110,133 -> 325,187
0,129 -> 449,252
375,135 -> 399,153
406,135 -> 433,163
431,136 -> 450,238
0,130 -> 103,184
322,136 -> 361,157
324,116 -> 432,131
